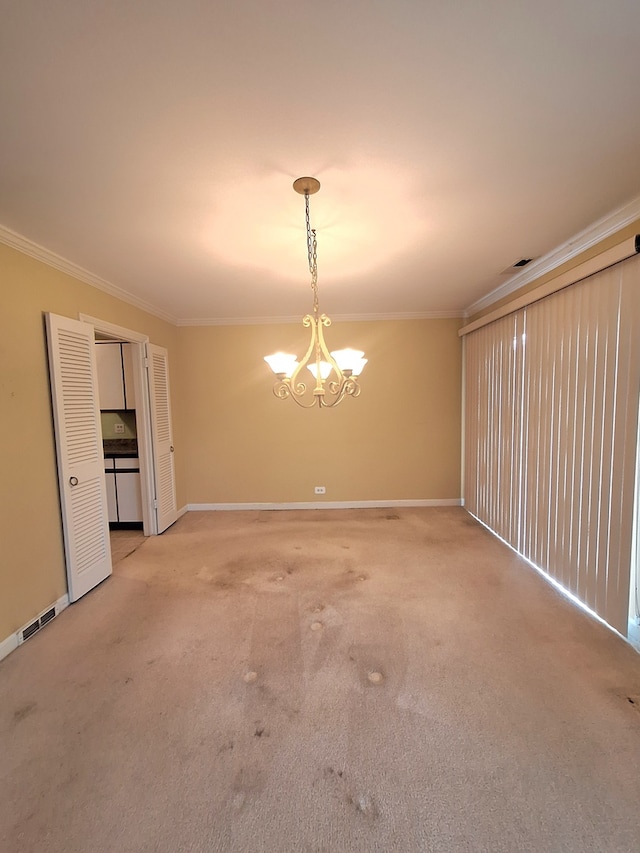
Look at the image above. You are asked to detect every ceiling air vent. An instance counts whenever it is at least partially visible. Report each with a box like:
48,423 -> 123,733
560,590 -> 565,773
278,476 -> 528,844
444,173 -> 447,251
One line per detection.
500,257 -> 535,274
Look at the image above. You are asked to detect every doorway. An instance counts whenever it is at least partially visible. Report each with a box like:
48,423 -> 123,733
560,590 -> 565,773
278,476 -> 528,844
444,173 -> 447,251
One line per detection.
47,312 -> 178,602
80,315 -> 157,539
82,314 -> 179,538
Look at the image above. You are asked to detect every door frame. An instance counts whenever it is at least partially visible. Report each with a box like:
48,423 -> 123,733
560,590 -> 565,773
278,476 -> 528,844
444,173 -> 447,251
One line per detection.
79,314 -> 158,536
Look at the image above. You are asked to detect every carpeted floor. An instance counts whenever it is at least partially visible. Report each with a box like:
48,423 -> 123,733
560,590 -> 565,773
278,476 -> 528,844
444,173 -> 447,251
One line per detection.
2,507 -> 640,852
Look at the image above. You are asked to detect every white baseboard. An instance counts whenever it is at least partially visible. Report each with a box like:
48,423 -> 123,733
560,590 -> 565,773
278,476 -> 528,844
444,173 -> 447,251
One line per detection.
0,632 -> 17,664
187,499 -> 463,512
0,593 -> 70,664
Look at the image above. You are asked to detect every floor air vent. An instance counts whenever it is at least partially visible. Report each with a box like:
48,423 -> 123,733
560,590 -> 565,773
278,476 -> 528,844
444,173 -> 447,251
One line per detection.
18,605 -> 58,644
39,607 -> 56,627
21,620 -> 41,642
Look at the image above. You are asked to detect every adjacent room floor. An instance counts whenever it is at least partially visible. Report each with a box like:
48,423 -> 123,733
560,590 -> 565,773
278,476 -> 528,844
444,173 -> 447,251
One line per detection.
109,527 -> 145,566
2,508 -> 640,852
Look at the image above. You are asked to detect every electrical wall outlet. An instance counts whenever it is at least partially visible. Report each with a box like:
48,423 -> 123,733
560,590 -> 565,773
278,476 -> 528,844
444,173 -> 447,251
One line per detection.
314,486 -> 326,495
114,423 -> 125,434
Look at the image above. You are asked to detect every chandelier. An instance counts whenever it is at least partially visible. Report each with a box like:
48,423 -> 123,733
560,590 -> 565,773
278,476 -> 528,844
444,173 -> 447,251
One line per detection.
264,177 -> 367,408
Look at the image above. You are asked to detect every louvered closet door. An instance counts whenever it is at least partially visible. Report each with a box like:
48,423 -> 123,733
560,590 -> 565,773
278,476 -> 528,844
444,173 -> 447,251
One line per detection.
46,313 -> 112,601
147,343 -> 178,533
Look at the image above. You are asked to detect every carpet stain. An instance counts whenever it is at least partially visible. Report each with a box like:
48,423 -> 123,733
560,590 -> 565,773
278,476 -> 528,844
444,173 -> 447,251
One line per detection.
213,579 -> 236,591
209,554 -> 293,590
626,694 -> 640,714
322,767 -> 379,821
13,702 -> 37,723
333,566 -> 369,591
348,792 -> 379,819
367,671 -> 384,685
243,671 -> 258,684
310,621 -> 324,632
231,791 -> 246,810
611,688 -> 640,715
324,766 -> 344,779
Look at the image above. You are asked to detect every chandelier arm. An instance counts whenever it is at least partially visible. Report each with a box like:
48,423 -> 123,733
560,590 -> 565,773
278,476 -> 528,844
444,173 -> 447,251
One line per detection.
315,314 -> 343,378
272,381 -> 296,400
327,376 -> 361,399
317,379 -> 357,408
287,314 -> 325,399
272,380 -> 322,408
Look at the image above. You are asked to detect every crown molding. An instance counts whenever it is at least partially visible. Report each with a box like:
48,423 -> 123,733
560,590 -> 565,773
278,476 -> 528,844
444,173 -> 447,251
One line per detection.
177,315 -> 309,327
13,197 -> 636,329
0,224 -> 178,325
459,235 -> 639,337
465,193 -> 640,317
176,310 -> 463,327
332,310 -> 464,322
2,222 -> 464,326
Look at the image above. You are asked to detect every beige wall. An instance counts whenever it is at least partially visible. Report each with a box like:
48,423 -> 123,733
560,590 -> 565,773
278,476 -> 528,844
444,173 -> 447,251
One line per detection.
4,212 -> 636,645
0,238 -> 462,644
0,244 -> 179,640
175,319 -> 462,504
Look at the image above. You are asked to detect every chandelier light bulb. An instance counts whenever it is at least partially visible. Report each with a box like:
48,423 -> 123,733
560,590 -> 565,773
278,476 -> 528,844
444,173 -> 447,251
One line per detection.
330,348 -> 366,374
350,358 -> 368,377
264,352 -> 298,378
307,361 -> 333,380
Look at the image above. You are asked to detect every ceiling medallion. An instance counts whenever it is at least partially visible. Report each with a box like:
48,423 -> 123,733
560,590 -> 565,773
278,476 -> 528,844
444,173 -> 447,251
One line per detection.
264,177 -> 367,408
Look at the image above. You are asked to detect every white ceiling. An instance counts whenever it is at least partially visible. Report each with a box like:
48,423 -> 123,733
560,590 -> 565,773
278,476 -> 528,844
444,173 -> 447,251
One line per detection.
2,1 -> 640,324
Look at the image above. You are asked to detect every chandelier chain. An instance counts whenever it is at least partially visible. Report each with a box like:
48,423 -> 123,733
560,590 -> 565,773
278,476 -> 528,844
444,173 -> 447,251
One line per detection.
304,192 -> 319,317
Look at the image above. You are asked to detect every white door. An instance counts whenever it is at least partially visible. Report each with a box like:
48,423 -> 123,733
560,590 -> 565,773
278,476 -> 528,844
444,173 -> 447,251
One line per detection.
46,313 -> 112,600
147,343 -> 178,533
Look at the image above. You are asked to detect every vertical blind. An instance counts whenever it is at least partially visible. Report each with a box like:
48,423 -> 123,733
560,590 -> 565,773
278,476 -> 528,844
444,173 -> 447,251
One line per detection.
464,255 -> 640,635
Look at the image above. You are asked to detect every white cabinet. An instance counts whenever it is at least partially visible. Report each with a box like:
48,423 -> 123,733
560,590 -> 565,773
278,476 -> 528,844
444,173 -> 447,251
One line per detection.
95,343 -> 136,410
96,344 -> 124,409
104,458 -> 142,525
121,345 -> 136,409
104,467 -> 118,523
114,459 -> 143,522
